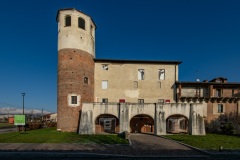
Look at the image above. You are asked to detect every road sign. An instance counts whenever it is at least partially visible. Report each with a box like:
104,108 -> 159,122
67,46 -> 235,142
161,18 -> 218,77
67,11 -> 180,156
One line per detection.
14,115 -> 26,125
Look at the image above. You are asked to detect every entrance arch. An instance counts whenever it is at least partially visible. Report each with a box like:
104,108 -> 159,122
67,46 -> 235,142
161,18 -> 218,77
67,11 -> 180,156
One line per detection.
130,114 -> 154,133
166,115 -> 188,134
95,114 -> 119,133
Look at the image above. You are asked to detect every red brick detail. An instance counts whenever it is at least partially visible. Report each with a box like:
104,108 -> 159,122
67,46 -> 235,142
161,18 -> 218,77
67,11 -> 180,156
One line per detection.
57,48 -> 94,132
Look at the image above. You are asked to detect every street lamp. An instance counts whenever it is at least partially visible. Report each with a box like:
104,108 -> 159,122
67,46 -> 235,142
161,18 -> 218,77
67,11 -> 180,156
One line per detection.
22,93 -> 26,115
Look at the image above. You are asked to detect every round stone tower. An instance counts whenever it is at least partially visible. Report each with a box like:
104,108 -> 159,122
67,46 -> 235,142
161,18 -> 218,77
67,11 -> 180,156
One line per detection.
56,8 -> 96,132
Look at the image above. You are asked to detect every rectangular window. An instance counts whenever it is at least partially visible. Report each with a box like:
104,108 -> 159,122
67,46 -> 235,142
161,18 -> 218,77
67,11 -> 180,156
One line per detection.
159,69 -> 165,80
102,98 -> 108,103
138,99 -> 144,103
158,99 -> 164,104
65,16 -> 71,27
78,17 -> 85,30
157,82 -> 161,88
84,77 -> 88,84
138,69 -> 144,80
102,80 -> 108,89
196,88 -> 200,96
218,104 -> 223,113
71,96 -> 77,104
216,89 -> 221,97
102,64 -> 108,70
133,81 -> 138,89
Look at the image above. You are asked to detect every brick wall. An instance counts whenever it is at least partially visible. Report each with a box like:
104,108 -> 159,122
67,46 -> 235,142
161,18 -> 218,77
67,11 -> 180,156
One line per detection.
57,48 -> 94,132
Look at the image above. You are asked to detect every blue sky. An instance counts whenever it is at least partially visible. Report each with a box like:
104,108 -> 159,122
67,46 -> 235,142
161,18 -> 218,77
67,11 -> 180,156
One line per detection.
0,0 -> 239,112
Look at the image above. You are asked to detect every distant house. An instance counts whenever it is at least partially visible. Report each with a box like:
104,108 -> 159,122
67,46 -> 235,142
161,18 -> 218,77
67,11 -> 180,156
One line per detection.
43,113 -> 57,122
50,113 -> 57,122
8,117 -> 14,124
175,77 -> 240,122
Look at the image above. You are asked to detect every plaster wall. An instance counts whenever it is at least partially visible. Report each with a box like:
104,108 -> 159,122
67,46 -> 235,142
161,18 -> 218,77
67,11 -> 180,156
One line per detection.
180,87 -> 207,97
79,102 -> 206,135
94,63 -> 178,103
57,9 -> 96,57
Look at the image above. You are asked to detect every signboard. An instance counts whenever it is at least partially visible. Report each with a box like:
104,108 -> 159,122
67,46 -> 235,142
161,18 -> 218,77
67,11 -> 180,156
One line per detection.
14,115 -> 26,125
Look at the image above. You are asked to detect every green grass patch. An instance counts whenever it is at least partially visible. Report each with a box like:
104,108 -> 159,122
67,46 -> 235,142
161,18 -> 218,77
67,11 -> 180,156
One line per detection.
164,134 -> 240,150
0,127 -> 129,144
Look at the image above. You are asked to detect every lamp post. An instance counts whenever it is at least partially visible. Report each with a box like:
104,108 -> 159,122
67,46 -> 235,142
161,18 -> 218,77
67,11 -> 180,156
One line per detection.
22,93 -> 25,115
21,93 -> 25,132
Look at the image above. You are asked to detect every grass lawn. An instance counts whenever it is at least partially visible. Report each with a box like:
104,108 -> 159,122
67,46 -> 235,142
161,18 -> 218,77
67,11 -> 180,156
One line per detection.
164,134 -> 240,150
0,127 -> 129,144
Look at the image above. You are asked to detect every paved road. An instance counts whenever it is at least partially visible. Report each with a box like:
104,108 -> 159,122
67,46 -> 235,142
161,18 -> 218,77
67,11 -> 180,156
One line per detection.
1,133 -> 239,159
0,127 -> 17,134
130,134 -> 205,156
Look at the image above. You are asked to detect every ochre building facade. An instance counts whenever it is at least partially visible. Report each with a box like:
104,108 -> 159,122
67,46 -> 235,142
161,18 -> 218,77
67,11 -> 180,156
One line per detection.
56,8 -> 239,135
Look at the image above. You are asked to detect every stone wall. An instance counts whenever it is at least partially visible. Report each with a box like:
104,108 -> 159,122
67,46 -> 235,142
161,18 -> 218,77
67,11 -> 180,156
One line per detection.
79,102 -> 206,135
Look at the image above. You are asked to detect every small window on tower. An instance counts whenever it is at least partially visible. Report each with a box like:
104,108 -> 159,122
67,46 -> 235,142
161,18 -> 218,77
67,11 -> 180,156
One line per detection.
78,17 -> 85,30
71,96 -> 77,104
65,15 -> 71,27
91,25 -> 94,37
102,64 -> 108,70
84,77 -> 88,84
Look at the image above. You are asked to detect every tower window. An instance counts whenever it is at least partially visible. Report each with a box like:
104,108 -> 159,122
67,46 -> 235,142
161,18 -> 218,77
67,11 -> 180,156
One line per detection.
84,77 -> 88,84
159,69 -> 165,80
71,96 -> 77,104
91,25 -> 94,37
65,15 -> 71,27
138,69 -> 144,80
78,17 -> 85,30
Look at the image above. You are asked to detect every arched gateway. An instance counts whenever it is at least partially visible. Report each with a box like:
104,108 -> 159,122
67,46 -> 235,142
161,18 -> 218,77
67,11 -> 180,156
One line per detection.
79,103 -> 206,135
130,114 -> 154,133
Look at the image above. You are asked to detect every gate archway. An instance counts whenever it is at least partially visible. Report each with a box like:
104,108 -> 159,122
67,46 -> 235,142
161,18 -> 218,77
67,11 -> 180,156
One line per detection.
130,114 -> 154,133
95,114 -> 119,133
166,114 -> 188,134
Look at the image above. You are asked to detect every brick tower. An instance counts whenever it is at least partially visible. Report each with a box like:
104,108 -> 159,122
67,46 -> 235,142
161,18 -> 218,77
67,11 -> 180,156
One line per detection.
56,8 -> 96,132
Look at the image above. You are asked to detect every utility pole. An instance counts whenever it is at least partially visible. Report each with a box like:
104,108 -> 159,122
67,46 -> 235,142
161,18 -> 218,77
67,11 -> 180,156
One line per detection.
22,93 -> 25,114
42,108 -> 43,123
21,93 -> 26,132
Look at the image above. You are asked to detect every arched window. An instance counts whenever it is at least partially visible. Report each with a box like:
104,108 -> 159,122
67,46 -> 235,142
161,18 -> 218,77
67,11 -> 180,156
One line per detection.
78,17 -> 85,30
65,15 -> 71,27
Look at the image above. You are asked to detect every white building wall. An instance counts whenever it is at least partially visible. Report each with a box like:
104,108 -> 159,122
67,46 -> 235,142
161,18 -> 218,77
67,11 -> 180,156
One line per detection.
57,9 -> 96,57
79,102 -> 206,135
